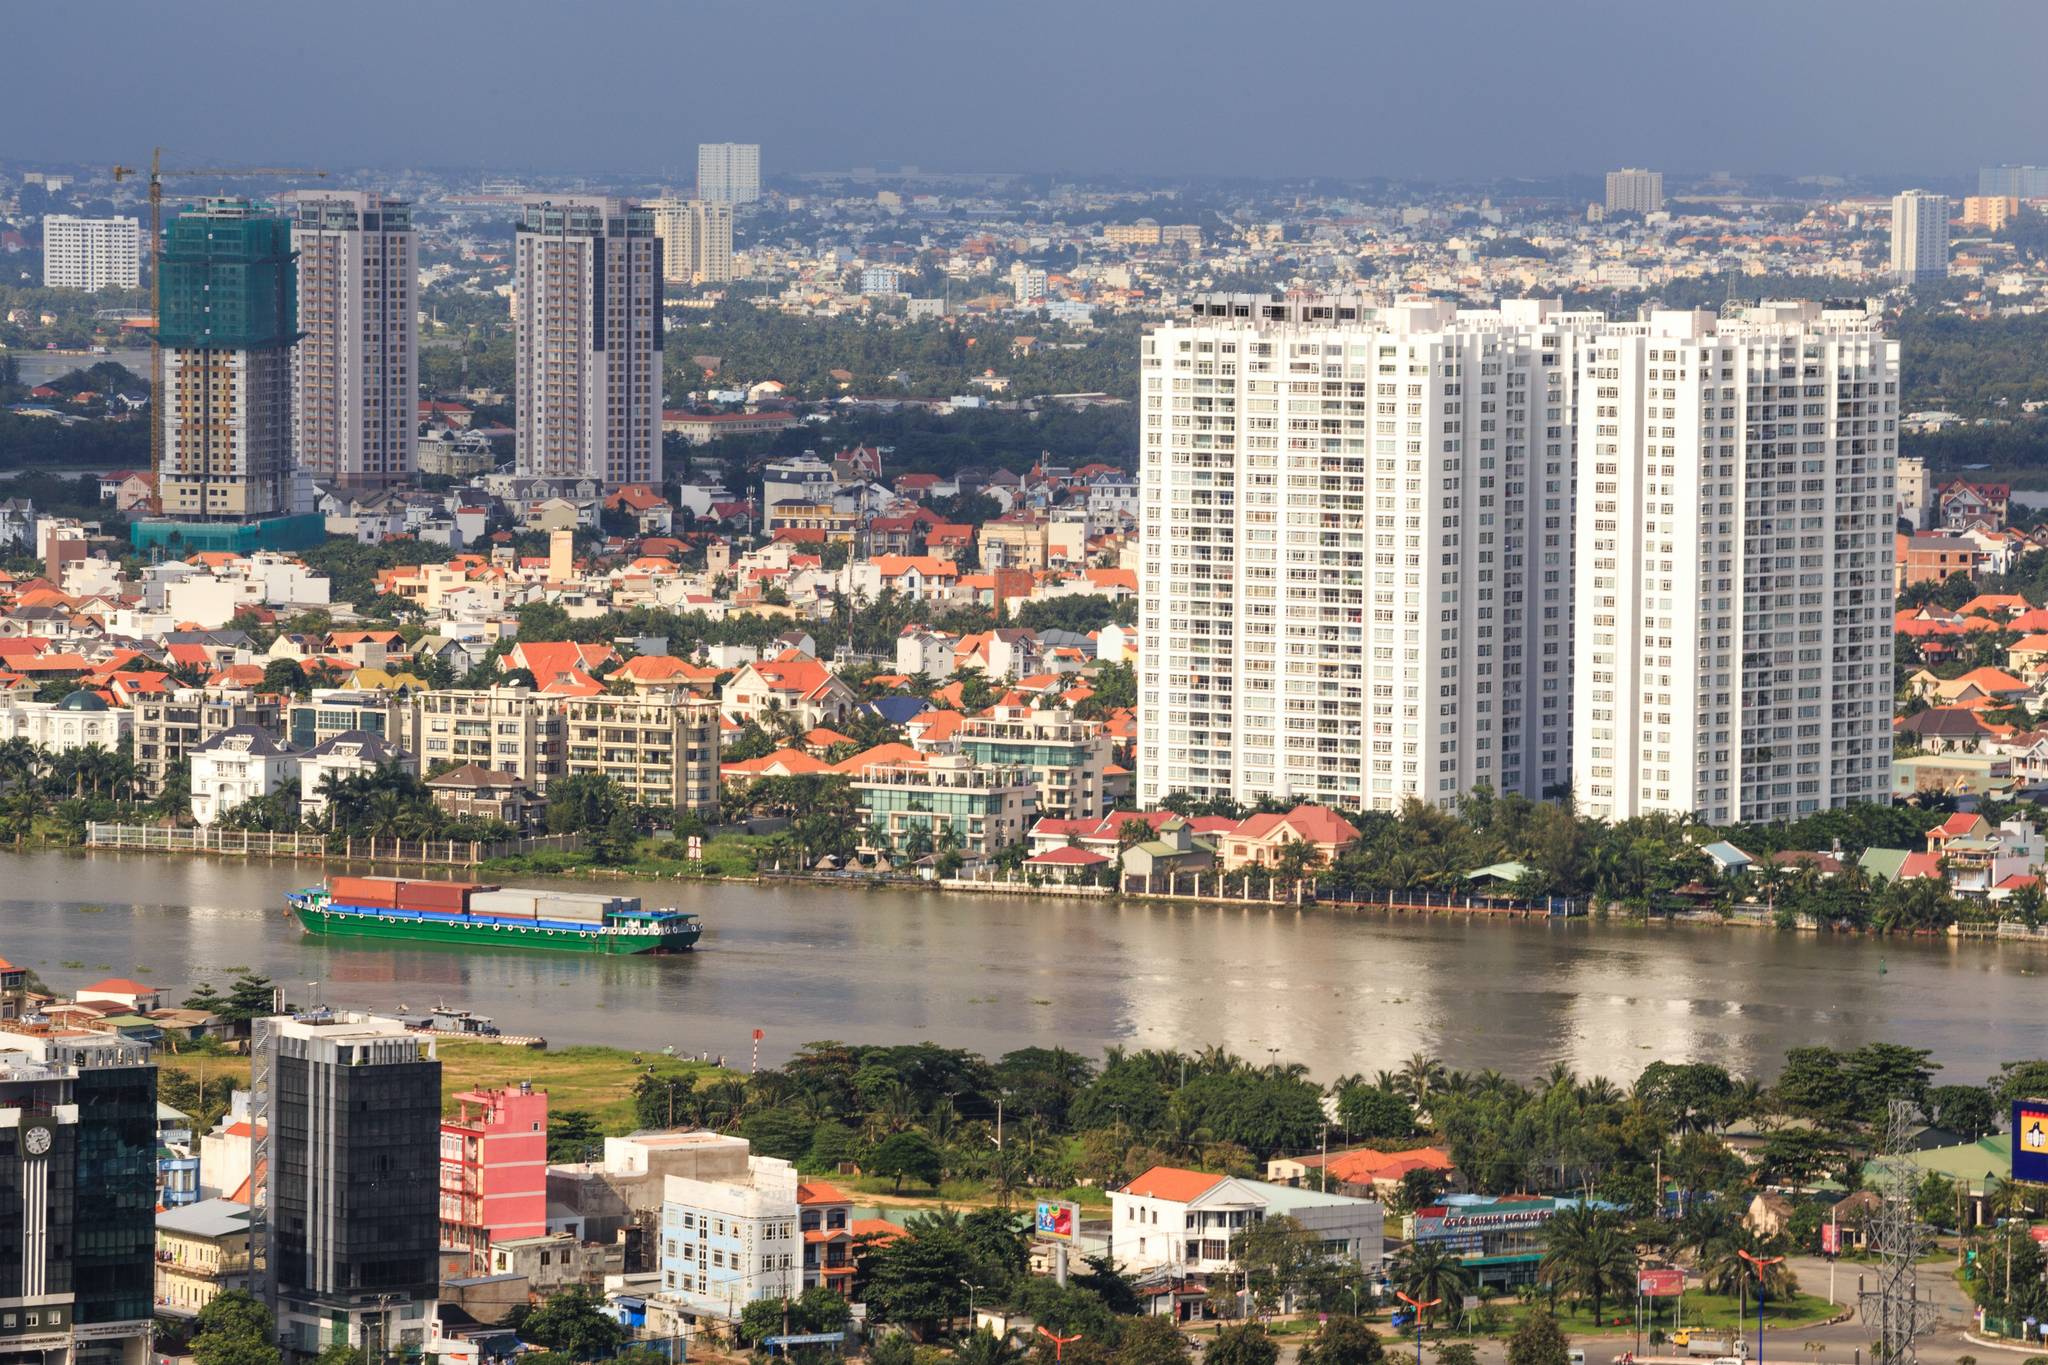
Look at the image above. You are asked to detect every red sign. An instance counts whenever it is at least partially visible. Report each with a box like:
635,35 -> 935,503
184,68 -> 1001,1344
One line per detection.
1638,1269 -> 1684,1297
1820,1224 -> 1840,1254
2030,1226 -> 2048,1245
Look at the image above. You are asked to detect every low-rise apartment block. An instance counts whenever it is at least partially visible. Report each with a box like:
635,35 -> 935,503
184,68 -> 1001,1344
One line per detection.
657,1149 -> 801,1325
956,702 -> 1112,821
561,693 -> 721,815
853,754 -> 1037,861
405,687 -> 565,792
134,689 -> 282,797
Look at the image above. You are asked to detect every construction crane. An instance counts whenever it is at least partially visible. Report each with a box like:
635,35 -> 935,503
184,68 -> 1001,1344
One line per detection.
111,147 -> 326,478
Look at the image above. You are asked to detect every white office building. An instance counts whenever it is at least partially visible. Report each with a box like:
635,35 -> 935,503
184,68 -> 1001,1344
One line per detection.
651,198 -> 734,285
1571,301 -> 1897,825
1604,168 -> 1664,215
1137,294 -> 1599,811
291,192 -> 418,489
41,215 -> 142,291
1890,190 -> 1950,285
513,198 -> 662,488
696,143 -> 761,205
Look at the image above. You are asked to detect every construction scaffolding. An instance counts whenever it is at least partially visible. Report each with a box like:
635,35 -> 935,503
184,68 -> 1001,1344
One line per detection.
1857,1099 -> 1943,1362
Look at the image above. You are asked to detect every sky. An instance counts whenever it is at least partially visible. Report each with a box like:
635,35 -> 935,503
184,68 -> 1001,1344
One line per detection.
11,0 -> 2048,183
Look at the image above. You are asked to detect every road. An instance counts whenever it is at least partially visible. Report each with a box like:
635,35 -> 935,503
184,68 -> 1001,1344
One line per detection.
1258,1256 -> 1988,1365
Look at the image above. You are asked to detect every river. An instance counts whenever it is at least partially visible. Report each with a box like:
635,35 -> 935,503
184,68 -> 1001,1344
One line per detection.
1,850 -> 2040,1084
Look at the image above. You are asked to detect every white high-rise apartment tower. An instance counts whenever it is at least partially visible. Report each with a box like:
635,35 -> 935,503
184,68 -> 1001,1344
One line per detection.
1604,168 -> 1664,215
291,192 -> 418,489
696,143 -> 761,204
1890,190 -> 1950,285
41,214 -> 141,290
513,198 -> 662,488
1572,302 -> 1897,825
1137,295 -> 1600,811
650,198 -> 734,284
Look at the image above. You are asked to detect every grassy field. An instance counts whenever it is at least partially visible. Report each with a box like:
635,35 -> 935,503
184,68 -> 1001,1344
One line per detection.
1499,1290 -> 1839,1337
476,834 -> 771,881
157,1039 -> 723,1132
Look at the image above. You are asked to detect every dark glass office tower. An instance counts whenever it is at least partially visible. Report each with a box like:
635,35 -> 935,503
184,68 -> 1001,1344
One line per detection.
257,1013 -> 440,1357
0,1035 -> 154,1365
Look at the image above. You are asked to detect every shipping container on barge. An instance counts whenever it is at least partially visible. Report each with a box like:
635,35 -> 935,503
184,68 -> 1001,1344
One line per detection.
286,876 -> 702,955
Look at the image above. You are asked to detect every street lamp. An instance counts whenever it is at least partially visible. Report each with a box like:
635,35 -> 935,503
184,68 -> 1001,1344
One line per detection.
1737,1250 -> 1785,1365
1397,1291 -> 1441,1365
1036,1327 -> 1083,1363
961,1279 -> 982,1333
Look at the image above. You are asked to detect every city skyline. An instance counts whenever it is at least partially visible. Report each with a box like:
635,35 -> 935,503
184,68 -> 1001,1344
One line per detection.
10,0 -> 2048,181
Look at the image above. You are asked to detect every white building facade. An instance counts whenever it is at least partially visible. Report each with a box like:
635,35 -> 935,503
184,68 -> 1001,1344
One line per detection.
657,1152 -> 800,1323
41,215 -> 142,291
1110,1166 -> 1382,1281
1571,302 -> 1897,824
1603,169 -> 1664,215
1137,295 -> 1596,811
513,199 -> 662,488
189,726 -> 300,825
651,199 -> 734,285
291,192 -> 418,489
1890,190 -> 1950,285
695,143 -> 761,205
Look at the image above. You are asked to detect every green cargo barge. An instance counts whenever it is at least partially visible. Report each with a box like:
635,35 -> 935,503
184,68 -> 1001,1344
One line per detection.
287,877 -> 701,955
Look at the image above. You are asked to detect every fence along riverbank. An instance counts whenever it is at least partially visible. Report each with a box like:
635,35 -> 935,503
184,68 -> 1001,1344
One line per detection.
85,822 -> 584,866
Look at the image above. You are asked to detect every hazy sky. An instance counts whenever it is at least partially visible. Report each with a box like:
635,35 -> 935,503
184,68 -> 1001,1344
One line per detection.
12,0 -> 2048,182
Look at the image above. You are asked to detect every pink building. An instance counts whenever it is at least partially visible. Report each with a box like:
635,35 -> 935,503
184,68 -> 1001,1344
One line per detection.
440,1083 -> 549,1272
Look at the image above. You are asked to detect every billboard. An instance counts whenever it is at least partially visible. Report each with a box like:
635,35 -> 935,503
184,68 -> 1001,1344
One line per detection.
1035,1200 -> 1078,1243
1637,1269 -> 1683,1298
2014,1099 -> 2048,1184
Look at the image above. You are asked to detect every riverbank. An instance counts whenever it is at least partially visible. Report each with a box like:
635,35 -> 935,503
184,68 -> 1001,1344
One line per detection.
62,825 -> 2048,942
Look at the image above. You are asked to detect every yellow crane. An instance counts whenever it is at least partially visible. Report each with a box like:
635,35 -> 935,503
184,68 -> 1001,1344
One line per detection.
111,147 -> 326,477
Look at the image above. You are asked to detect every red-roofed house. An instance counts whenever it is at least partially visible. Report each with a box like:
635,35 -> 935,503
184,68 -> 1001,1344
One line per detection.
1023,845 -> 1111,871
721,748 -> 833,782
1111,1165 -> 1384,1288
508,641 -> 618,696
612,654 -> 723,696
1220,806 -> 1362,871
1266,1146 -> 1462,1199
77,977 -> 162,1012
798,1181 -> 857,1291
721,651 -> 857,731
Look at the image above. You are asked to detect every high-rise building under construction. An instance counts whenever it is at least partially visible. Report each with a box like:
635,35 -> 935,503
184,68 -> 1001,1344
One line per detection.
155,198 -> 298,521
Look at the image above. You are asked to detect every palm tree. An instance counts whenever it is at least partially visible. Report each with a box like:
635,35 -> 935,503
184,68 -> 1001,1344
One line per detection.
1985,1174 -> 2034,1222
1574,1224 -> 1638,1327
1699,1228 -> 1796,1300
1398,1052 -> 1447,1106
1538,1203 -> 1598,1310
0,788 -> 37,847
1388,1240 -> 1473,1326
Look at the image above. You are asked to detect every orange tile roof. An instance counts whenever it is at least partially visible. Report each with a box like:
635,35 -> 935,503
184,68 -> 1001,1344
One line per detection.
722,749 -> 832,778
1322,1146 -> 1455,1184
797,1180 -> 852,1205
832,742 -> 926,775
1123,1166 -> 1227,1202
